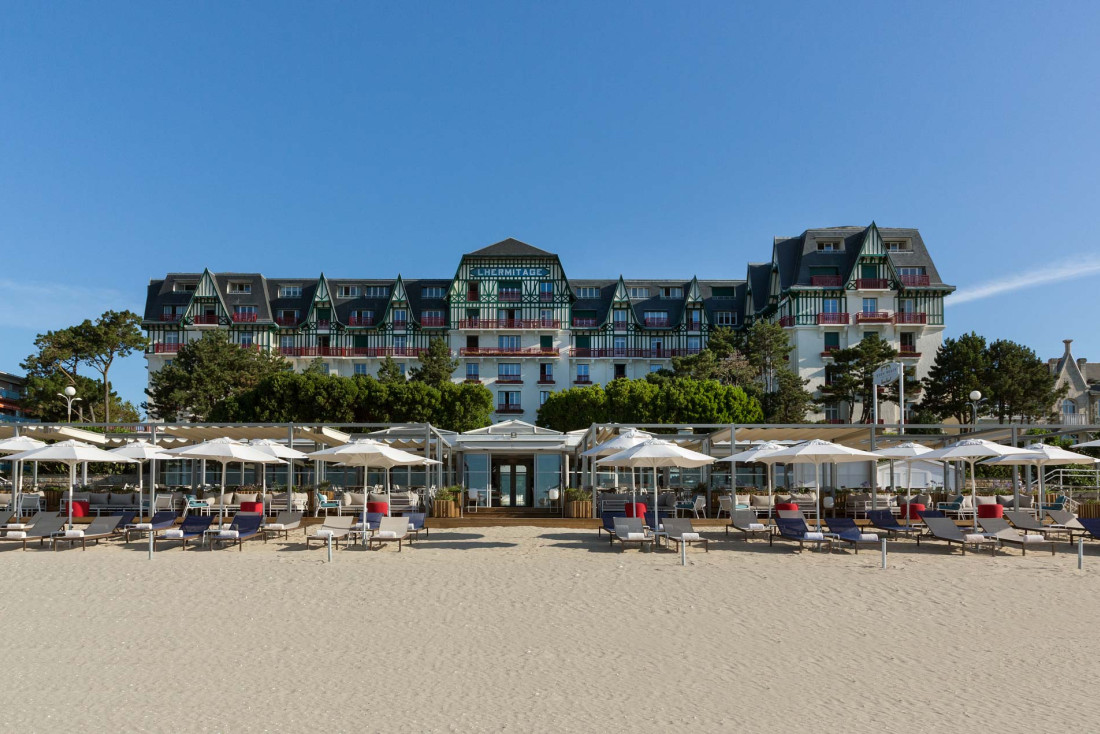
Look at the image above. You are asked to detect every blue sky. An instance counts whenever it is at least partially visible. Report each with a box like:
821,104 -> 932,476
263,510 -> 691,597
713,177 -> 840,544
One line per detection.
3,1 -> 1100,411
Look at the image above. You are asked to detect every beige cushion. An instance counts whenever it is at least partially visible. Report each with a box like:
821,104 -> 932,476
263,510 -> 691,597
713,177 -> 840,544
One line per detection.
368,492 -> 388,503
349,493 -> 366,506
975,496 -> 997,506
750,495 -> 773,507
236,492 -> 258,503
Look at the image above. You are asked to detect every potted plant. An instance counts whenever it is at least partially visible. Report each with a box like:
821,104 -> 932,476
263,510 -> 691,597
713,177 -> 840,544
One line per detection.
432,486 -> 461,518
564,487 -> 592,518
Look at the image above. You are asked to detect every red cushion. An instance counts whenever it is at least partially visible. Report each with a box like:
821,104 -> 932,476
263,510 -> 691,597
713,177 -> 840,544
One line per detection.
71,500 -> 90,518
623,502 -> 647,518
775,503 -> 798,512
977,504 -> 1003,519
900,503 -> 925,519
367,501 -> 389,515
239,501 -> 263,513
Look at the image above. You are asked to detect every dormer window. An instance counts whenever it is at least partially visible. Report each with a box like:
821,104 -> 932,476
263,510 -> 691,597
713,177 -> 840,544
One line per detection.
228,282 -> 251,294
173,281 -> 197,293
714,311 -> 736,326
575,286 -> 600,299
817,241 -> 841,252
337,285 -> 359,298
280,285 -> 301,298
421,286 -> 446,299
628,287 -> 649,299
885,240 -> 912,252
365,286 -> 389,298
659,286 -> 683,299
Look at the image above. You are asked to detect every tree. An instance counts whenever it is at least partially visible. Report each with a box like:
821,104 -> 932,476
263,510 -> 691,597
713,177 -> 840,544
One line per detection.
22,371 -> 140,424
436,382 -> 495,433
818,333 -> 898,423
410,336 -> 459,387
377,356 -> 406,385
536,385 -> 608,431
741,320 -> 813,423
919,332 -> 990,425
78,310 -> 147,425
145,331 -> 291,421
762,368 -> 816,424
22,325 -> 92,387
671,327 -> 755,386
985,339 -> 1065,423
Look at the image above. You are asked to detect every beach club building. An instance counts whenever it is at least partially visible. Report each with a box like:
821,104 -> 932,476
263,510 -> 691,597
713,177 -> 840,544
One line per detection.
142,223 -> 953,425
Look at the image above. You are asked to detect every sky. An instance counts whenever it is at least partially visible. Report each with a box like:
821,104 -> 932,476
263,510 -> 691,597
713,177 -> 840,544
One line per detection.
3,1 -> 1100,412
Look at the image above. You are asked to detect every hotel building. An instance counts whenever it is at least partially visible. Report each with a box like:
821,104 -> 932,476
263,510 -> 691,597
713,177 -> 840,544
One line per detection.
142,223 -> 953,424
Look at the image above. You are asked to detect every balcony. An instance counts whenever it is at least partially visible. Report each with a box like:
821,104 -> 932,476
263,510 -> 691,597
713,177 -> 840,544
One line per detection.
571,317 -> 598,328
810,275 -> 843,287
232,312 -> 258,323
816,312 -> 849,325
458,319 -> 561,329
568,348 -> 702,359
779,316 -> 795,327
855,278 -> 890,290
420,316 -> 446,328
495,377 -> 523,385
613,321 -> 629,331
825,418 -> 846,425
314,320 -> 331,329
460,347 -> 557,357
899,274 -> 931,287
539,292 -> 554,302
464,377 -> 482,384
154,343 -> 182,353
574,376 -> 592,384
275,316 -> 299,327
191,314 -> 220,325
855,311 -> 892,324
499,291 -> 522,302
893,312 -> 927,325
0,388 -> 22,400
496,403 -> 524,414
347,316 -> 375,327
160,313 -> 183,322
643,318 -> 671,328
279,346 -> 429,358
538,377 -> 555,384
898,349 -> 921,358
391,320 -> 408,329
820,345 -> 840,357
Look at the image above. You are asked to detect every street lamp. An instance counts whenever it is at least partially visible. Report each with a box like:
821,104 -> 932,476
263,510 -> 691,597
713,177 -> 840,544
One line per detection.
57,385 -> 82,423
967,390 -> 982,429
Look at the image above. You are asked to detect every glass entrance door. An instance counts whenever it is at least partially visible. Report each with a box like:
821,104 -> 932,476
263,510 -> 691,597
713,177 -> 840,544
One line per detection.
493,459 -> 531,507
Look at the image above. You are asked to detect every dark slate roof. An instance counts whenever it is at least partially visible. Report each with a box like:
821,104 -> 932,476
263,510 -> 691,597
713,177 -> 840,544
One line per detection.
697,280 -> 745,324
567,279 -> 618,325
745,263 -> 771,314
267,278 -> 316,319
143,274 -> 199,321
466,238 -> 554,258
213,274 -> 272,321
403,279 -> 452,323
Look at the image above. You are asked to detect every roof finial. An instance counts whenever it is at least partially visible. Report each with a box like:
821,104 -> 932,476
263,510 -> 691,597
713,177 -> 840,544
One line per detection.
1064,339 -> 1073,356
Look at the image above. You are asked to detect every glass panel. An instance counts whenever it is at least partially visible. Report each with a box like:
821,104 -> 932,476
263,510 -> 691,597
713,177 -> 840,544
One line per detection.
464,454 -> 490,502
500,467 -> 513,507
513,465 -> 527,506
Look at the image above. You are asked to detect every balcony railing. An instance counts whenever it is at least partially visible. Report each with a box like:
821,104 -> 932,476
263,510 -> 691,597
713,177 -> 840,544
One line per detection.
568,348 -> 702,358
232,312 -> 258,323
347,316 -> 374,327
855,311 -> 892,324
538,377 -> 555,384
643,318 -> 670,328
613,321 -> 629,331
574,376 -> 592,384
893,312 -> 927,325
279,346 -> 428,358
420,316 -> 446,327
391,320 -> 408,329
160,313 -> 183,322
817,312 -> 849,325
495,377 -> 523,384
539,292 -> 554,302
191,314 -> 220,325
779,316 -> 795,327
460,347 -> 557,357
899,349 -> 921,358
496,404 -> 524,414
855,278 -> 890,290
820,345 -> 840,357
464,377 -> 482,383
314,320 -> 331,329
499,291 -> 522,302
457,319 -> 561,329
275,316 -> 299,327
810,275 -> 843,287
153,343 -> 182,353
899,274 -> 931,287
571,318 -> 598,328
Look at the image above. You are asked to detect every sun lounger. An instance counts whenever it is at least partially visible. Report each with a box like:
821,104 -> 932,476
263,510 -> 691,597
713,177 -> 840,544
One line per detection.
600,511 -> 626,541
725,509 -> 771,541
916,509 -> 945,521
305,516 -> 356,550
1003,511 -> 1074,543
2,510 -> 52,532
51,516 -> 122,551
922,516 -> 997,556
367,516 -> 410,551
978,517 -> 1056,556
209,514 -> 265,551
155,515 -> 213,550
867,510 -> 923,544
1075,518 -> 1100,543
769,517 -> 832,552
262,511 -> 303,540
0,510 -> 13,528
0,514 -> 66,550
663,518 -> 708,552
124,511 -> 178,542
643,510 -> 671,533
1046,510 -> 1088,542
825,517 -> 882,553
612,517 -> 655,552
404,512 -> 428,539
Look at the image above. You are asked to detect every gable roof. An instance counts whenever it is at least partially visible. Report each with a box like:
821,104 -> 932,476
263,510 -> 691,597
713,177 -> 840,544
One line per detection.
466,238 -> 554,258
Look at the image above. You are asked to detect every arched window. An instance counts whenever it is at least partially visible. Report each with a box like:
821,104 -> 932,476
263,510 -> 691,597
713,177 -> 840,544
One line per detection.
1062,399 -> 1077,415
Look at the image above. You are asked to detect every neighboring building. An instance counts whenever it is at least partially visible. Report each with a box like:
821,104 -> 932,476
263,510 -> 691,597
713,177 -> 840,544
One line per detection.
0,371 -> 29,423
1048,339 -> 1100,424
142,224 -> 953,424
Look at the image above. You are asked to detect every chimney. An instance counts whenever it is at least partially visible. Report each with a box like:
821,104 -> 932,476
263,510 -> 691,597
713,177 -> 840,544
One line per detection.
1063,339 -> 1074,357
1079,358 -> 1088,369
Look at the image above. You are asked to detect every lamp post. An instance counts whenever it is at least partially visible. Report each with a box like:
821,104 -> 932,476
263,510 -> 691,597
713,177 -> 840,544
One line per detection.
967,390 -> 982,431
57,386 -> 82,423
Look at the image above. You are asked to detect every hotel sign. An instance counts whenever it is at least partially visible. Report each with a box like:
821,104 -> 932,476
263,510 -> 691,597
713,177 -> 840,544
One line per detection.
470,267 -> 549,278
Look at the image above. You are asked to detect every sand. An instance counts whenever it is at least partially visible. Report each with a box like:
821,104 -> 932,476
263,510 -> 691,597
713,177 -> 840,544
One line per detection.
3,526 -> 1099,733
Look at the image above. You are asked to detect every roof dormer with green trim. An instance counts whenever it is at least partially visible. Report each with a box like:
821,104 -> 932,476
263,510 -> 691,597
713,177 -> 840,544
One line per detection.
846,222 -> 898,290
183,269 -> 230,326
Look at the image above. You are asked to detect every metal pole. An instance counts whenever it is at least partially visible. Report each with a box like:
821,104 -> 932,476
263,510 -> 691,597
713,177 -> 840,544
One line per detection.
328,533 -> 333,563
897,361 -> 905,434
680,539 -> 686,567
881,538 -> 887,569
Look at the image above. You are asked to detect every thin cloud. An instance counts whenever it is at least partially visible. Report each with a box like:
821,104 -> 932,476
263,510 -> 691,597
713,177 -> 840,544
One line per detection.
947,255 -> 1100,306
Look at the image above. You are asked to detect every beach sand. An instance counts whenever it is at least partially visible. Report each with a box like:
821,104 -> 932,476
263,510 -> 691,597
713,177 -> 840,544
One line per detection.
3,526 -> 1098,733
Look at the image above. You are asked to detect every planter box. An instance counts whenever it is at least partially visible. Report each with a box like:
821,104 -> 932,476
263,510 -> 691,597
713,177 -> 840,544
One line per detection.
566,500 -> 593,518
432,500 -> 459,518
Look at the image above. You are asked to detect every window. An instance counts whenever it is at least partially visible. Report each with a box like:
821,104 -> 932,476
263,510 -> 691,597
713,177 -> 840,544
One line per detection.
575,286 -> 600,299
900,332 -> 915,352
421,309 -> 444,324
279,335 -> 294,349
361,286 -> 385,298
824,404 -> 840,421
613,336 -> 626,352
628,287 -> 649,299
539,282 -> 554,301
354,363 -> 368,375
650,337 -> 664,353
539,335 -> 553,350
320,363 -> 331,376
498,390 -> 521,407
540,391 -> 550,406
394,335 -> 407,350
539,308 -> 554,324
499,282 -> 521,302
397,362 -> 407,377
280,285 -> 302,298
822,298 -> 840,314
687,309 -> 702,328
817,241 -> 841,252
613,309 -> 628,326
164,360 -> 173,368
687,336 -> 701,351
614,364 -> 627,379
711,287 -> 735,298
278,309 -> 299,323
897,267 -> 926,276
660,286 -> 683,299
349,309 -> 373,325
824,366 -> 838,386
392,309 -> 408,325
465,363 -> 480,380
337,285 -> 359,298
824,332 -> 840,350
239,331 -> 254,347
643,311 -> 669,326
862,298 -> 878,313
233,306 -> 257,321
576,363 -> 590,382
466,282 -> 480,301
421,286 -> 446,298
228,282 -> 251,294
1063,400 -> 1077,415
499,335 -> 521,350
540,363 -> 553,382
173,281 -> 197,293
162,306 -> 184,320
164,331 -> 180,345
649,363 -> 662,373
498,363 -> 521,381
885,240 -> 911,252
714,311 -> 735,326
